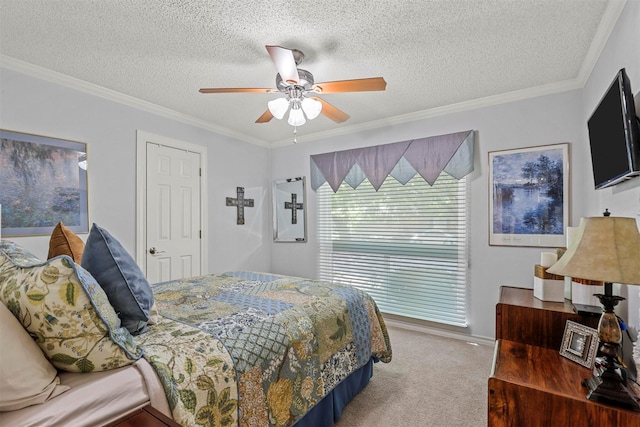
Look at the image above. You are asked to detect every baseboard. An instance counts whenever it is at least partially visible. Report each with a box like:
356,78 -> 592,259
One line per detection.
384,317 -> 495,347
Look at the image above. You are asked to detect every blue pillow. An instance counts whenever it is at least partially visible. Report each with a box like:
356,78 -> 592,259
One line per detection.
81,224 -> 153,334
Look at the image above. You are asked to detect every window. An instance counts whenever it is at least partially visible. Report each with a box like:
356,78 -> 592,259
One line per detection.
317,173 -> 468,327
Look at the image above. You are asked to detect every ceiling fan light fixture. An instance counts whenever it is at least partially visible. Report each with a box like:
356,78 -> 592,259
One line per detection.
268,97 -> 289,120
199,45 -> 386,130
301,97 -> 322,120
288,103 -> 306,126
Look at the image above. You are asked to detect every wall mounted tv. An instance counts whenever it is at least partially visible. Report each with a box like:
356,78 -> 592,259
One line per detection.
587,68 -> 640,189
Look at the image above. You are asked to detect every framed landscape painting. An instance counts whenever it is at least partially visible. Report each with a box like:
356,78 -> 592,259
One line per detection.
489,143 -> 569,247
0,130 -> 89,237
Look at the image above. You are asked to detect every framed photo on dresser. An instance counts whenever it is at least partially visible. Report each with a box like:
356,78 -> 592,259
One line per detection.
559,320 -> 599,369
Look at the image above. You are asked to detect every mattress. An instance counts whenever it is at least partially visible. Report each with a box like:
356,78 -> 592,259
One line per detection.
0,359 -> 169,427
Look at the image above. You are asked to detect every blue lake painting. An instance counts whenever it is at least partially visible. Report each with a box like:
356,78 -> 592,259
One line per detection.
492,147 -> 564,235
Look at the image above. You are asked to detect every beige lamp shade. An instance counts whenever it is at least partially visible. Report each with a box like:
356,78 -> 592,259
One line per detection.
547,216 -> 640,285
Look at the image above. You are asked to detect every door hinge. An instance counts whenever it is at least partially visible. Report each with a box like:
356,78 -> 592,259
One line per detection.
199,168 -> 202,177
199,230 -> 202,239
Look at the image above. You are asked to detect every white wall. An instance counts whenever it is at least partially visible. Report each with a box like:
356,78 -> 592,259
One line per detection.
270,0 -> 640,340
271,89 -> 584,340
2,1 -> 637,341
0,68 -> 272,274
581,0 -> 640,331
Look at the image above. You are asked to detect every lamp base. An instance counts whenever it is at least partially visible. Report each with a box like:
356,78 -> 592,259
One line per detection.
583,368 -> 640,411
579,284 -> 640,411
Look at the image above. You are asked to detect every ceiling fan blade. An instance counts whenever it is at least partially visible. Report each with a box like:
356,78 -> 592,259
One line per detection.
265,45 -> 299,85
199,87 -> 276,93
312,77 -> 387,94
311,97 -> 350,123
255,109 -> 274,123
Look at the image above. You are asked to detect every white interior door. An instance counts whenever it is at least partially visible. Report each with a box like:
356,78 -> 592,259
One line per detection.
145,143 -> 202,283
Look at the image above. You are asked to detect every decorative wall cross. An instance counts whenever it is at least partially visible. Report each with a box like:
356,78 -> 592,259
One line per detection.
226,187 -> 254,225
284,193 -> 303,224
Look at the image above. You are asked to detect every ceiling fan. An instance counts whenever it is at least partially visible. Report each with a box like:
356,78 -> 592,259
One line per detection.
199,45 -> 386,128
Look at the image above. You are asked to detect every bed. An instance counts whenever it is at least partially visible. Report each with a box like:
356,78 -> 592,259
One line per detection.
0,236 -> 392,427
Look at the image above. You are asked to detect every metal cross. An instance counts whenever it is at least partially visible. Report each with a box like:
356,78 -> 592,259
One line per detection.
226,187 -> 254,225
284,193 -> 304,224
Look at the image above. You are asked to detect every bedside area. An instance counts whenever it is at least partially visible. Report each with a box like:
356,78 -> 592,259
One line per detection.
488,286 -> 640,426
105,405 -> 179,427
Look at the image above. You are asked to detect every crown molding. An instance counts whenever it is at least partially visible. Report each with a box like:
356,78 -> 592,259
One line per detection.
0,55 -> 269,147
260,1 -> 631,148
271,78 -> 584,147
576,0 -> 627,84
1,0 -> 625,150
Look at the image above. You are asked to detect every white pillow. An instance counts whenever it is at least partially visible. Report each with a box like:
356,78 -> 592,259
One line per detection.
0,303 -> 70,411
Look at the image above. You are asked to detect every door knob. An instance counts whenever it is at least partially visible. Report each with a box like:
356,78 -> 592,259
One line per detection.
149,247 -> 165,255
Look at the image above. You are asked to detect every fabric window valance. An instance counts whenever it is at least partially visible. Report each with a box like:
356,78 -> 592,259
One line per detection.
310,130 -> 475,192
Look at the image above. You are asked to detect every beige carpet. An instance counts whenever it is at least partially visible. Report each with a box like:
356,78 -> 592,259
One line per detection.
335,325 -> 495,427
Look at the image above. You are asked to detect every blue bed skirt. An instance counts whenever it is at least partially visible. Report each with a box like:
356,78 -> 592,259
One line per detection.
293,358 -> 374,426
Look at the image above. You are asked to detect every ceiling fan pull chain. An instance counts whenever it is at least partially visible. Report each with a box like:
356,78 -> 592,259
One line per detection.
293,126 -> 298,144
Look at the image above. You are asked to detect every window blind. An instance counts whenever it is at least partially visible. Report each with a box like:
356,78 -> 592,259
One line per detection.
317,174 -> 469,327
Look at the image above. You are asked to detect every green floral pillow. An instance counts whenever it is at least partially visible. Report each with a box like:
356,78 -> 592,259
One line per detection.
0,241 -> 143,372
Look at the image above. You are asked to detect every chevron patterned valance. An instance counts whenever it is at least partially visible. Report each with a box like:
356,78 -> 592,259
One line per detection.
310,130 -> 475,192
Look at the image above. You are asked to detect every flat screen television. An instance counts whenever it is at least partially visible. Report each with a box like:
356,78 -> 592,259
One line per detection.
587,68 -> 640,189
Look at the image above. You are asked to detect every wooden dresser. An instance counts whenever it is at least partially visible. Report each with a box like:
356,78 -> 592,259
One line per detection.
488,286 -> 640,426
495,286 -> 599,349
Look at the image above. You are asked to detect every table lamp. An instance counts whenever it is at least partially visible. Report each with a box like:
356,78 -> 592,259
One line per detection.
547,214 -> 640,411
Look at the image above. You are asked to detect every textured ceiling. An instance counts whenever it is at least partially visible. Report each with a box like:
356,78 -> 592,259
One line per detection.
0,1 -> 623,146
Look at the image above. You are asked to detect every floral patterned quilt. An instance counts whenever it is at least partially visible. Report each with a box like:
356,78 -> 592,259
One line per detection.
135,271 -> 392,427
